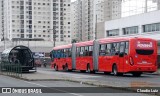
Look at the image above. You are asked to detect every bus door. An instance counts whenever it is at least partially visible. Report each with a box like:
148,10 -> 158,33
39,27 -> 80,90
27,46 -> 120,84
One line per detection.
119,42 -> 129,72
99,44 -> 111,71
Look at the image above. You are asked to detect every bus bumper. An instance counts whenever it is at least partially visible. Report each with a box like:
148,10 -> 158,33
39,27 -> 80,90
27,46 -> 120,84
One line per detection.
128,65 -> 157,73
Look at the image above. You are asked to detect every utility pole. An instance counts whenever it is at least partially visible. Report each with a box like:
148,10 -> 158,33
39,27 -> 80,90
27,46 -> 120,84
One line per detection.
145,0 -> 148,13
53,30 -> 56,47
2,30 -> 6,50
95,14 -> 97,40
48,29 -> 56,47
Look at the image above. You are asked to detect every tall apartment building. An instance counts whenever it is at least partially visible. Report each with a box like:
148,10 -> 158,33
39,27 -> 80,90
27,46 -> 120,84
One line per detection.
71,0 -> 82,42
0,0 -> 2,40
71,0 -> 122,42
96,0 -> 122,39
0,0 -> 71,45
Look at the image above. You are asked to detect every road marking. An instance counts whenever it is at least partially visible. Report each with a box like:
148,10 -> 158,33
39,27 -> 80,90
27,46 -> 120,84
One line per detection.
24,81 -> 84,96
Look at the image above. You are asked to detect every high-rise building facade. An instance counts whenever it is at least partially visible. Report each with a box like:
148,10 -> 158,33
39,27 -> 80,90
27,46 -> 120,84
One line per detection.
71,0 -> 122,42
71,0 -> 82,42
81,0 -> 95,41
0,0 -> 71,44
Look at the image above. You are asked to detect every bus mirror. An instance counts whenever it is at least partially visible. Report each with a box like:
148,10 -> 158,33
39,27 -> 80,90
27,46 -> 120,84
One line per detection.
119,52 -> 124,57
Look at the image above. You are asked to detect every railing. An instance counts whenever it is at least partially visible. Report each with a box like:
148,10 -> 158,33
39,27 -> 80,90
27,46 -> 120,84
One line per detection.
0,61 -> 22,77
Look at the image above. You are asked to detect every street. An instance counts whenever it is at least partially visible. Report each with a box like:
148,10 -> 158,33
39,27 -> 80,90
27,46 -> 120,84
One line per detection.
37,67 -> 160,87
0,74 -> 153,96
0,68 -> 160,96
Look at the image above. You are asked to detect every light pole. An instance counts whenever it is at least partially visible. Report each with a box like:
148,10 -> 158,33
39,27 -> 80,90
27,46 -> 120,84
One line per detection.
48,29 -> 56,47
95,14 -> 97,40
2,30 -> 6,50
145,0 -> 148,13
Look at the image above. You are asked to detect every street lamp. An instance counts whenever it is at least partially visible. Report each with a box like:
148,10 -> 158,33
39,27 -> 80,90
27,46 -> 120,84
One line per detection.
95,14 -> 97,40
48,29 -> 56,47
2,29 -> 6,50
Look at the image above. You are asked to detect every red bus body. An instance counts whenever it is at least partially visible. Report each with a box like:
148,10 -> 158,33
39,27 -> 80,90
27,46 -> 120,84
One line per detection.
98,37 -> 157,74
50,37 -> 157,76
50,44 -> 72,71
74,41 -> 94,71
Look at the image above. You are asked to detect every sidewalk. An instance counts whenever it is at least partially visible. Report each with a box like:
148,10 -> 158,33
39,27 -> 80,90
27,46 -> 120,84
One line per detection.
21,72 -> 128,87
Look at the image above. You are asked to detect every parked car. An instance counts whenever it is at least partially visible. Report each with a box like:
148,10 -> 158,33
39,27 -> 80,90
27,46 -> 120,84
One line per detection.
34,59 -> 42,67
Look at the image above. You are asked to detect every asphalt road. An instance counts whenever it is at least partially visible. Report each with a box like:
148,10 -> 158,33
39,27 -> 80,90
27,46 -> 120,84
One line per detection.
37,67 -> 160,87
0,75 -> 152,96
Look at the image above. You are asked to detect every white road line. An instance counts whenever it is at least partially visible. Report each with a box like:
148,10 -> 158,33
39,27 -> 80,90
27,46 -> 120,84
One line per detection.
24,81 -> 84,96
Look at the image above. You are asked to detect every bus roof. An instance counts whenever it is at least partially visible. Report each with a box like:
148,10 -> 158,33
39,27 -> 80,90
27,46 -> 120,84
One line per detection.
75,40 -> 94,47
53,44 -> 72,50
52,37 -> 156,50
98,37 -> 130,44
98,37 -> 156,44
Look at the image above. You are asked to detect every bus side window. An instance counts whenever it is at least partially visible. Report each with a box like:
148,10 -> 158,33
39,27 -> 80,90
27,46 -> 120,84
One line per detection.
99,44 -> 106,56
76,47 -> 80,57
120,42 -> 125,54
111,43 -> 115,55
80,47 -> 84,57
89,46 -> 93,56
64,49 -> 66,57
112,43 -> 120,55
65,49 -> 68,57
125,42 -> 129,55
58,50 -> 62,59
106,44 -> 111,56
61,49 -> 64,58
84,46 -> 89,56
68,48 -> 72,57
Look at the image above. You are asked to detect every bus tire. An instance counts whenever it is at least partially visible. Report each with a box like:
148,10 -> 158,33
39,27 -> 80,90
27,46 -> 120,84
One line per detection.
65,64 -> 69,71
87,64 -> 91,73
132,72 -> 142,77
55,65 -> 58,71
112,64 -> 123,76
54,64 -> 56,69
112,64 -> 118,76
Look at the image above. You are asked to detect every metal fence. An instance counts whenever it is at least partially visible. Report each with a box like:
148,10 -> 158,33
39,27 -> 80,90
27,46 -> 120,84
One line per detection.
0,61 -> 22,77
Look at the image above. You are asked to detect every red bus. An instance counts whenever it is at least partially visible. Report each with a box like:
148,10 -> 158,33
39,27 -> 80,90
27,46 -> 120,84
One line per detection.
50,44 -> 72,71
50,37 -> 157,76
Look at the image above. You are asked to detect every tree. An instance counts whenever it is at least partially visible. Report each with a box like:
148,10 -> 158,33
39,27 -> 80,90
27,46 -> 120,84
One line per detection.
72,39 -> 77,43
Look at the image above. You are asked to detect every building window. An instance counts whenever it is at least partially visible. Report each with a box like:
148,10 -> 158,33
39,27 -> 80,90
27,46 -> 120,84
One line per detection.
123,26 -> 138,35
143,23 -> 160,33
106,29 -> 119,37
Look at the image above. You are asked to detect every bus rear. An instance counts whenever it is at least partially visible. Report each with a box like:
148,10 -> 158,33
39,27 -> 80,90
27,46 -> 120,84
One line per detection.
128,38 -> 157,76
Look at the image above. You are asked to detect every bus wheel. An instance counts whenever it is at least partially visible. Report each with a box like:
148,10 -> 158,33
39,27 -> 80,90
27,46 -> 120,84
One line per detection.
55,65 -> 58,71
65,64 -> 69,71
87,64 -> 91,73
112,65 -> 118,76
132,72 -> 142,77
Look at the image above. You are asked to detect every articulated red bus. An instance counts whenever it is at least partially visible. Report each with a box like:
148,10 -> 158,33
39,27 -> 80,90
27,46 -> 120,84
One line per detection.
50,37 -> 157,76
